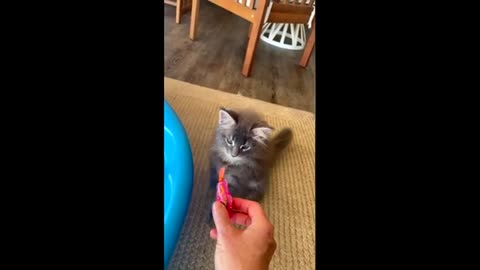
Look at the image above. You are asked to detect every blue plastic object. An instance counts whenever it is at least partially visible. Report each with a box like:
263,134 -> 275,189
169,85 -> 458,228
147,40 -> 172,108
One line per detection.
164,100 -> 194,269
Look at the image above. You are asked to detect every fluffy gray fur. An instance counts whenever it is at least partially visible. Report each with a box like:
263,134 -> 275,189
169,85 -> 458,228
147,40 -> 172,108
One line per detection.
208,107 -> 293,202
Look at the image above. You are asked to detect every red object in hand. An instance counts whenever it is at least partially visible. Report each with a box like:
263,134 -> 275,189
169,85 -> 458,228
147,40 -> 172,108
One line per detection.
216,167 -> 233,216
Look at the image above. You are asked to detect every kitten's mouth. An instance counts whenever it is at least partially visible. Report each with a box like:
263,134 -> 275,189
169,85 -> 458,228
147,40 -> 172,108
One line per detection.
222,154 -> 241,164
221,148 -> 242,164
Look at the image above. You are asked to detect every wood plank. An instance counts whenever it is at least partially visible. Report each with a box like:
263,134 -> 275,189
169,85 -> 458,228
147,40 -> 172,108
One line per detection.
270,3 -> 313,14
267,12 -> 310,24
164,0 -> 177,6
208,0 -> 257,22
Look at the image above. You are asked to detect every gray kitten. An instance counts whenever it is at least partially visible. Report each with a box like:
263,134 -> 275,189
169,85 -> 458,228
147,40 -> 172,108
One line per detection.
208,107 -> 293,203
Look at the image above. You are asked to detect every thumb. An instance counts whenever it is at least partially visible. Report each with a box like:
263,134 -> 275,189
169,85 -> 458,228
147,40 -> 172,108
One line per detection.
212,201 -> 233,236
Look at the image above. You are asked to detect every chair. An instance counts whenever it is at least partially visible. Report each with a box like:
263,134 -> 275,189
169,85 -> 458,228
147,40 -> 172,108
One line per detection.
261,0 -> 315,68
165,0 -> 193,24
190,0 -> 315,77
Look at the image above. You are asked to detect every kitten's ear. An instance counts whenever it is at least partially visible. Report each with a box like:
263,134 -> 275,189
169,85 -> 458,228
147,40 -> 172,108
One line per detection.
251,126 -> 273,144
219,108 -> 237,127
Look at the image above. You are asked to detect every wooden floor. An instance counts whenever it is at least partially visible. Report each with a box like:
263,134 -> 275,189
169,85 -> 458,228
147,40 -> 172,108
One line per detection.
164,0 -> 316,113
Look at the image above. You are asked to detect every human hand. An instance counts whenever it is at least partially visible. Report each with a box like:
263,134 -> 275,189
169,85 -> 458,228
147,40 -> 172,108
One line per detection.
210,198 -> 277,270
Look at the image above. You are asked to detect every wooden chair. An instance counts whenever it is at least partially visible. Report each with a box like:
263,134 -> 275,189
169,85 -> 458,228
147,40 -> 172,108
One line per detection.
165,0 -> 193,24
264,0 -> 315,68
189,0 -> 315,77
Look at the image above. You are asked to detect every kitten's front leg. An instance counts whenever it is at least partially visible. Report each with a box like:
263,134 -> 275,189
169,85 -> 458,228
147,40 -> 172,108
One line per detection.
209,166 -> 218,190
223,173 -> 245,199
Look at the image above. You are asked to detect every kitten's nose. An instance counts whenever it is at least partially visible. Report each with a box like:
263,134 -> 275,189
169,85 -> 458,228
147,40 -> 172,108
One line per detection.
231,147 -> 239,157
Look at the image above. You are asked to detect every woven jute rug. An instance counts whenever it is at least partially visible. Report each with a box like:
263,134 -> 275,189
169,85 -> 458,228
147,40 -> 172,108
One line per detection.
165,77 -> 315,270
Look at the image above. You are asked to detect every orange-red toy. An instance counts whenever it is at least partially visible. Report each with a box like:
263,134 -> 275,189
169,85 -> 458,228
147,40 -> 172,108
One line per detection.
216,167 -> 233,216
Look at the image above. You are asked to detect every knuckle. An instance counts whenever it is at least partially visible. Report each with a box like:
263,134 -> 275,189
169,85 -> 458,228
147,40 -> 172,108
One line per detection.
272,238 -> 277,250
263,223 -> 275,240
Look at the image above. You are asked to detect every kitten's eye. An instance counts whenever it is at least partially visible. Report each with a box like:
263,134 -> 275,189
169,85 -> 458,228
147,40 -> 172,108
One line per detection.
225,137 -> 233,145
240,145 -> 250,152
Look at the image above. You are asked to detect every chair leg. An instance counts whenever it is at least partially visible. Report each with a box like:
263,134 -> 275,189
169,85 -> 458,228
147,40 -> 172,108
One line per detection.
299,21 -> 315,68
242,22 -> 261,77
176,0 -> 183,24
241,1 -> 268,77
189,0 -> 200,40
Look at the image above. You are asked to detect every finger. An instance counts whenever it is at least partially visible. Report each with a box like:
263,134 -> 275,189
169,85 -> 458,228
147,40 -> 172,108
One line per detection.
230,212 -> 252,227
212,201 -> 233,235
231,197 -> 269,224
209,228 -> 218,240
